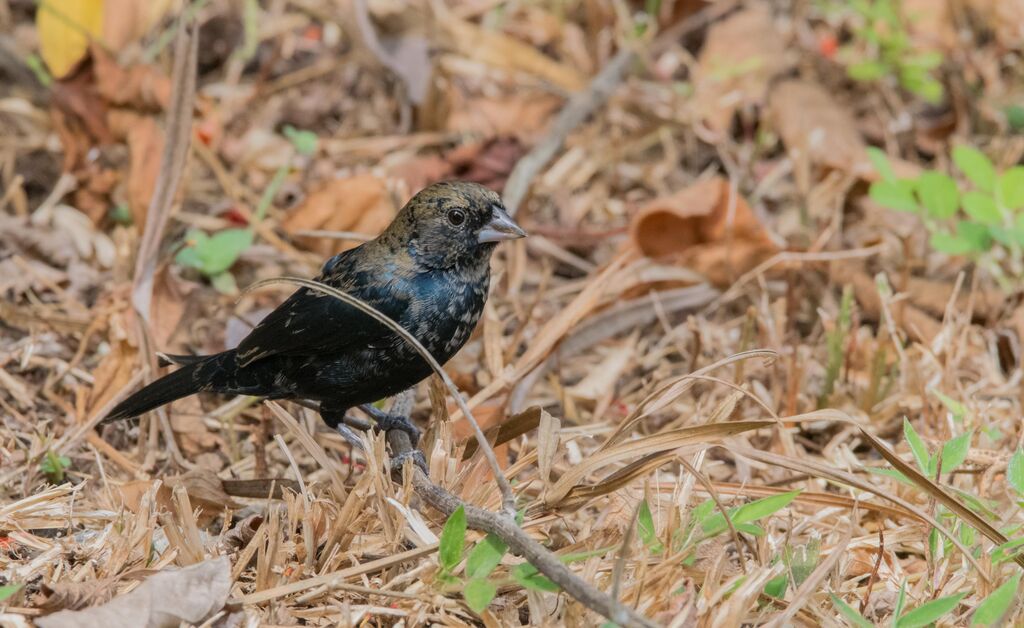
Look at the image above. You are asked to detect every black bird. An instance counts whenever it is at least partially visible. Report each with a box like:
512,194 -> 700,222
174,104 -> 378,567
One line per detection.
104,181 -> 525,452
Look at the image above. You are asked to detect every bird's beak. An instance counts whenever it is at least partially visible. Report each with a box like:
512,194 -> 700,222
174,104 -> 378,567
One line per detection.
478,205 -> 527,243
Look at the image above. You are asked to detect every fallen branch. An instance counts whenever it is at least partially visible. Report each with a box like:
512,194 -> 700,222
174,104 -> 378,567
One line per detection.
386,428 -> 658,628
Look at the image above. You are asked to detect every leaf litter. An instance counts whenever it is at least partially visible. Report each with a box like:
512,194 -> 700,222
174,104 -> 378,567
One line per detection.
3,1 -> 1024,627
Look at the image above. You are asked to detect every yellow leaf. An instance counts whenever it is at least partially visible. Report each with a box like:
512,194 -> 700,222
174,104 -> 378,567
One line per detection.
36,0 -> 105,78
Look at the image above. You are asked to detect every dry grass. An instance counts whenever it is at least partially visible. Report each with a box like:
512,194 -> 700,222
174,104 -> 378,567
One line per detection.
2,0 -> 1024,626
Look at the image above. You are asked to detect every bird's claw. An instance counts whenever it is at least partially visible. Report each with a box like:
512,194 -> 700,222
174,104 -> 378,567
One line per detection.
391,448 -> 428,473
359,404 -> 421,446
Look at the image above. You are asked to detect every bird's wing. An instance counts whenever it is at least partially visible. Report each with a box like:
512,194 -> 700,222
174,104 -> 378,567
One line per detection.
235,250 -> 411,367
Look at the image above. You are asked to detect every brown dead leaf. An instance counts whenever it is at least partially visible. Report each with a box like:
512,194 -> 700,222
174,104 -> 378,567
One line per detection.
101,0 -> 174,52
36,556 -> 231,628
282,175 -> 396,256
966,0 -> 1024,50
440,14 -> 585,92
692,2 -> 790,133
390,138 -> 526,193
170,410 -> 223,455
92,46 -> 172,111
36,578 -> 121,613
903,0 -> 957,52
117,469 -> 240,518
108,110 -> 164,229
148,265 -> 194,351
87,338 -> 137,418
445,93 -> 560,142
768,79 -> 872,177
629,176 -> 778,286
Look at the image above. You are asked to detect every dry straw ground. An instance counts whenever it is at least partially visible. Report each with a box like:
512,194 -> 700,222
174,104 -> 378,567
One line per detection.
2,0 -> 1024,626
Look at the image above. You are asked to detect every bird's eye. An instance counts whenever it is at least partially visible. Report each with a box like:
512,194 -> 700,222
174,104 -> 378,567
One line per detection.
447,209 -> 466,226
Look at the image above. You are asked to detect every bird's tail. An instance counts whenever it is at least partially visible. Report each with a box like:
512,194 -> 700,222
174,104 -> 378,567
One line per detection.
102,353 -> 224,423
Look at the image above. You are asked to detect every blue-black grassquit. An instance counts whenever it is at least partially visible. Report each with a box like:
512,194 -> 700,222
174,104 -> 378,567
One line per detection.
104,181 -> 525,443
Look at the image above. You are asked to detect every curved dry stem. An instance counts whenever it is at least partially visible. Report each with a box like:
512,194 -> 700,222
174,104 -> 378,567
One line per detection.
244,276 -> 517,516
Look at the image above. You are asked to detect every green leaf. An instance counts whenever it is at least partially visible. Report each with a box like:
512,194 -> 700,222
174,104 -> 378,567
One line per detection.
209,271 -> 238,295
870,179 -> 918,212
1008,450 -> 1024,496
905,51 -> 943,70
282,124 -> 318,156
848,60 -> 888,81
866,467 -> 913,485
196,228 -> 254,276
903,418 -> 932,474
894,581 -> 908,619
867,147 -> 896,181
701,491 -> 801,538
1005,105 -> 1024,132
896,592 -> 967,628
961,191 -> 1001,224
513,564 -> 560,592
763,573 -> 787,600
955,220 -> 993,252
637,500 -> 664,553
830,593 -> 873,628
997,166 -> 1024,211
972,574 -> 1022,625
464,577 -> 497,614
0,584 -> 21,603
953,146 -> 996,192
466,534 -> 508,580
439,505 -> 467,573
939,431 -> 972,473
915,171 -> 959,219
175,229 -> 210,270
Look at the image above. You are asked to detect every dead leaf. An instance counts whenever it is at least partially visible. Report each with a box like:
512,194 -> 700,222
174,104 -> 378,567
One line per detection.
692,2 -> 790,133
36,578 -> 121,613
148,265 -> 194,351
87,338 -> 137,417
967,0 -> 1024,50
93,46 -> 172,111
117,470 -> 240,520
36,0 -> 104,79
446,94 -> 560,142
170,411 -> 223,455
390,138 -> 526,193
36,556 -> 231,628
353,0 -> 432,104
101,0 -> 174,52
440,14 -> 585,92
903,0 -> 957,52
629,176 -> 778,286
108,111 -> 164,229
768,79 -> 872,177
282,175 -> 396,256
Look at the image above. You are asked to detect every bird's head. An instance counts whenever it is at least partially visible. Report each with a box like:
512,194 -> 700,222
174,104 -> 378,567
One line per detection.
391,181 -> 526,270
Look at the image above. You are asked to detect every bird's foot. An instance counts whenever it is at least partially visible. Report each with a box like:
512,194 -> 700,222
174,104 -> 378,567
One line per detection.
359,404 -> 421,446
390,448 -> 428,473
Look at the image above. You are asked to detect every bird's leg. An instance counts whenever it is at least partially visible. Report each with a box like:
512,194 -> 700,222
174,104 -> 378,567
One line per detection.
358,403 -> 421,447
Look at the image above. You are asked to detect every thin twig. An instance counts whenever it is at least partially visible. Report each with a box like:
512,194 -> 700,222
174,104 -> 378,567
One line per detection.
502,47 -> 635,216
385,428 -> 658,628
244,277 -> 518,517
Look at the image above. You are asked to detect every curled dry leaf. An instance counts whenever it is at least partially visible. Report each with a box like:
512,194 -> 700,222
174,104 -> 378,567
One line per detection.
692,2 -> 790,133
35,556 -> 231,628
281,175 -> 396,256
353,0 -> 432,104
390,138 -> 526,192
629,176 -> 778,286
